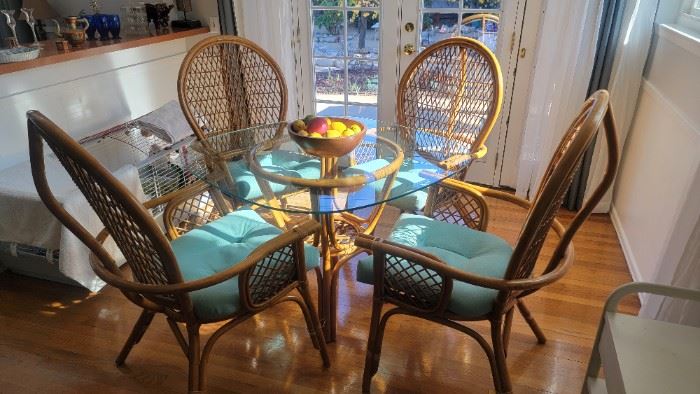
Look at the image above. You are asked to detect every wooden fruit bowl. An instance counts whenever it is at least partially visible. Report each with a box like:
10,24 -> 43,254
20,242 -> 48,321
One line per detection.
288,117 -> 366,158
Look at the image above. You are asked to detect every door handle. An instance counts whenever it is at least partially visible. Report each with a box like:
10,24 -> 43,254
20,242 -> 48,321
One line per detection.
403,43 -> 415,55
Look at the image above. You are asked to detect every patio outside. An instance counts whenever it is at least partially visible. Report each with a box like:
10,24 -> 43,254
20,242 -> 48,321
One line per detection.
311,0 -> 500,121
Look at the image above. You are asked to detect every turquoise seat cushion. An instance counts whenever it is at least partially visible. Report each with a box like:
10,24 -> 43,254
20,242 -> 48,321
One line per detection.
343,158 -> 429,212
357,213 -> 512,317
171,208 -> 320,321
227,151 -> 321,200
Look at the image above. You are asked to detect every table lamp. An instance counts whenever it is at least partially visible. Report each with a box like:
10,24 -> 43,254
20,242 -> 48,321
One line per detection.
171,0 -> 201,29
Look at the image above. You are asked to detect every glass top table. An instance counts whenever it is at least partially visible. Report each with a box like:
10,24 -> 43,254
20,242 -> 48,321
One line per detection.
202,121 -> 473,342
204,122 -> 473,215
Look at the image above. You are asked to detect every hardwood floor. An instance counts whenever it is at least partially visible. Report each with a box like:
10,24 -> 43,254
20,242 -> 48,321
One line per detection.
0,200 -> 639,393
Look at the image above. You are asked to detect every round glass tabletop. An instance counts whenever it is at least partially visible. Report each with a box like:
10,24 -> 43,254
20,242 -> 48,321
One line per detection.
204,121 -> 473,215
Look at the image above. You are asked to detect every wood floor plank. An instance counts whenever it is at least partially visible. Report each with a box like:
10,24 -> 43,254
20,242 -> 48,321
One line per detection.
0,201 -> 639,393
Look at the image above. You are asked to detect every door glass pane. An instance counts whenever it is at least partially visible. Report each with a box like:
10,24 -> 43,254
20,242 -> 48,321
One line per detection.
313,0 -> 341,6
347,10 -> 380,58
348,60 -> 378,104
463,0 -> 500,9
310,0 -> 379,120
314,59 -> 346,102
347,105 -> 378,119
316,102 -> 346,116
312,10 -> 345,57
461,13 -> 499,51
420,1 -> 501,51
423,0 -> 459,9
347,0 -> 380,6
421,13 -> 459,48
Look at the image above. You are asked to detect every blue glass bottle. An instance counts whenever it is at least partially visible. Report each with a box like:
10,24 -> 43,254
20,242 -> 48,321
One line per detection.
108,14 -> 120,40
96,14 -> 110,40
85,14 -> 97,40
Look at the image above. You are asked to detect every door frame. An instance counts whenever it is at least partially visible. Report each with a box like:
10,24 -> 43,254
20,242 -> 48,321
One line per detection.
292,0 -> 402,121
390,0 -> 532,187
496,0 -> 544,188
292,0 -> 544,187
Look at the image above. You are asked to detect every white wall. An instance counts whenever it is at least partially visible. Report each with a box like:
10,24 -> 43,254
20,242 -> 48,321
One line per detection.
0,32 -> 212,171
611,24 -> 700,314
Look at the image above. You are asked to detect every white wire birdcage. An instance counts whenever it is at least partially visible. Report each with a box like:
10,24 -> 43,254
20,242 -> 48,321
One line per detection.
79,120 -> 207,213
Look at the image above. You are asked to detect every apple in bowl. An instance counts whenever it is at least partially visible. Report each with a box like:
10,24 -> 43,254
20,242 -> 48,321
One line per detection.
288,116 -> 366,157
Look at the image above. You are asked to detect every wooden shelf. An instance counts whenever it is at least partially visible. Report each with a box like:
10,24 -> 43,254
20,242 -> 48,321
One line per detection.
0,27 -> 209,76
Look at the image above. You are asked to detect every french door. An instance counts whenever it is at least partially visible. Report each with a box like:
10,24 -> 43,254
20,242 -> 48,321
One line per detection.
296,0 -> 532,186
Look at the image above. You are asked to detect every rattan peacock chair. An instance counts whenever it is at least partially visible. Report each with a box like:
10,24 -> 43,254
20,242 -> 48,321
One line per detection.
355,90 -> 619,393
382,36 -> 504,213
462,13 -> 500,35
28,110 -> 329,393
177,35 -> 319,226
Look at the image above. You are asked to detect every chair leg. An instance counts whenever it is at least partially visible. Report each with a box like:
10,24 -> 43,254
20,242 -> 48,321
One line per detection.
314,267 -> 323,318
362,298 -> 384,392
115,309 -> 155,366
291,295 -> 320,350
503,307 -> 514,357
491,318 -> 512,394
187,324 -> 202,393
329,265 -> 340,342
517,299 -> 547,344
298,284 -> 331,367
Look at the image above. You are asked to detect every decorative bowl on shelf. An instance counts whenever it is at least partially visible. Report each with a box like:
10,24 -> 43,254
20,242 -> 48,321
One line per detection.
288,116 -> 366,158
0,46 -> 40,63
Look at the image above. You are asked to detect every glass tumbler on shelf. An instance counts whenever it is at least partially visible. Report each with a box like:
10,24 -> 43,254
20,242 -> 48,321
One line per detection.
121,4 -> 148,36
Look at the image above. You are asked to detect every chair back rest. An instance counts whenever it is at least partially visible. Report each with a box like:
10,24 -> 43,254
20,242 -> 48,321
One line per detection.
505,90 -> 619,287
178,35 -> 287,156
27,111 -> 185,292
397,37 -> 503,161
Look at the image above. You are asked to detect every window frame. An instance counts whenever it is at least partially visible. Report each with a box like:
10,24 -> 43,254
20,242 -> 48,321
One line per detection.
678,0 -> 700,33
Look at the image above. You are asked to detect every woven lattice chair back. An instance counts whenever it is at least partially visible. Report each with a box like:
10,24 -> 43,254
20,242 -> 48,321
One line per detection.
178,35 -> 287,157
27,111 -> 186,295
503,90 -> 618,291
398,37 -> 503,163
164,187 -> 223,238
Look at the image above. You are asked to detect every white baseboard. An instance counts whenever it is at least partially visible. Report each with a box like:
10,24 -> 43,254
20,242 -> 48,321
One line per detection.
610,204 -> 647,305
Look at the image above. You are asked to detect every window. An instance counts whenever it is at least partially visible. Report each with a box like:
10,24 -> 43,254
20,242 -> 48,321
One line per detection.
678,0 -> 700,33
420,0 -> 502,52
309,0 -> 381,120
692,0 -> 700,16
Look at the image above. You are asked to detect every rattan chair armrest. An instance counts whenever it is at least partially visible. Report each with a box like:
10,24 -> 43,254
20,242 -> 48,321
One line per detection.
89,219 -> 321,295
437,145 -> 488,171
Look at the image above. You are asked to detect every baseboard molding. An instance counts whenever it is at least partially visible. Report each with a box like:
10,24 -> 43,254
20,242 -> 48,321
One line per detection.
610,204 -> 647,305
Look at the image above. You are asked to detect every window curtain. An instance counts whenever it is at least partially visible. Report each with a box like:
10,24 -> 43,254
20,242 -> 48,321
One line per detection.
582,0 -> 660,213
564,0 -> 627,210
218,0 -> 237,34
231,0 -> 300,120
515,0 -> 605,200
